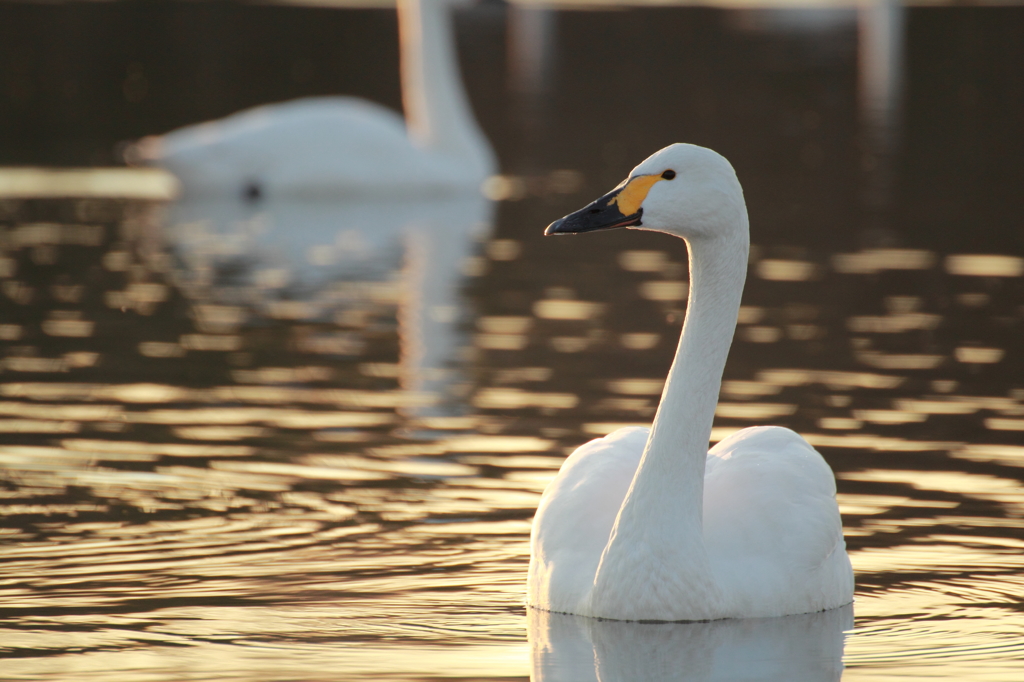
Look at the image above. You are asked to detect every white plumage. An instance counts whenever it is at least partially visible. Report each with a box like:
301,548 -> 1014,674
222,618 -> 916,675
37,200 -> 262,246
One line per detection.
529,144 -> 853,621
131,0 -> 495,200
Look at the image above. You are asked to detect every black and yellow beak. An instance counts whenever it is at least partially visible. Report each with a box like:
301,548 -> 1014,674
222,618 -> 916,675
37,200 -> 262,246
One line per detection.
544,174 -> 665,236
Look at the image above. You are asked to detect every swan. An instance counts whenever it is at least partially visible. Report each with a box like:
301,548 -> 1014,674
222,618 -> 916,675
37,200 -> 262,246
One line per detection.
528,143 -> 854,621
129,0 -> 495,200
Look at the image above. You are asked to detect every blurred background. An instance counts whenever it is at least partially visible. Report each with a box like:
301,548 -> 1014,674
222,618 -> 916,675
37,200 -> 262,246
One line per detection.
0,0 -> 1021,236
1,0 -> 1023,680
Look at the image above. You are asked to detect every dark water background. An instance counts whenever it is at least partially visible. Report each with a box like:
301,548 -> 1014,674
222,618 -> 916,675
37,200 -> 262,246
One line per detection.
1,2 -> 1024,680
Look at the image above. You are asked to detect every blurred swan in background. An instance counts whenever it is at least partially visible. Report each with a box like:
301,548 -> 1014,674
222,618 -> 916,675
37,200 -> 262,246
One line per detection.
530,604 -> 852,682
130,0 -> 496,200
132,0 -> 496,412
530,144 -> 854,621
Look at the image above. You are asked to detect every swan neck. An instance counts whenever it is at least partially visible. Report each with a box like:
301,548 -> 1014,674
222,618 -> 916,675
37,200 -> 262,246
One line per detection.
587,229 -> 748,620
398,0 -> 495,177
645,233 -> 748,500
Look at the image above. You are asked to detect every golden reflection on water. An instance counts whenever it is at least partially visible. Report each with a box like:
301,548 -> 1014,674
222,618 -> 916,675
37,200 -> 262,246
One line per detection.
1,198 -> 1024,681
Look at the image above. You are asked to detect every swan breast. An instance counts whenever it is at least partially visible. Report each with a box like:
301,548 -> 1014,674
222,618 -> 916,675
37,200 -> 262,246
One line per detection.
527,427 -> 647,614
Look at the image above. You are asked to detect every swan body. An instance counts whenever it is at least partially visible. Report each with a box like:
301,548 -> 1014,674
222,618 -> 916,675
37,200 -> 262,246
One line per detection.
133,0 -> 495,200
528,144 -> 853,621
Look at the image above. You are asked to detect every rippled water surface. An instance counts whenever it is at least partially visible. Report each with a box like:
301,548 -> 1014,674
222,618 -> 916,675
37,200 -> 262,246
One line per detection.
1,191 -> 1022,681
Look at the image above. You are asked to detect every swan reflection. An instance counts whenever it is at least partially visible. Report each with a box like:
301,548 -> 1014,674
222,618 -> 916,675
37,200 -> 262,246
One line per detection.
161,194 -> 492,415
529,605 -> 852,682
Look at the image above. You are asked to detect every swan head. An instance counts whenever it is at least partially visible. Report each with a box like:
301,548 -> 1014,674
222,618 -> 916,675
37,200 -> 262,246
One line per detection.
545,143 -> 747,243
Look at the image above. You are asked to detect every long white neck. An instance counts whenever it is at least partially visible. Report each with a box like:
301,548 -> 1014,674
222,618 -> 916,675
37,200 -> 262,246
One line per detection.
644,232 -> 748,521
588,229 -> 748,621
398,0 -> 496,180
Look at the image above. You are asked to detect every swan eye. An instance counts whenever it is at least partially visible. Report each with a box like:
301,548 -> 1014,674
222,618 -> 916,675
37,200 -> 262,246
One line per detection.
661,170 -> 676,180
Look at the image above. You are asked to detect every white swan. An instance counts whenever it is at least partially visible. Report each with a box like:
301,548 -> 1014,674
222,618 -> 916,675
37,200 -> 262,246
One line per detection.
130,0 -> 495,200
528,143 -> 853,621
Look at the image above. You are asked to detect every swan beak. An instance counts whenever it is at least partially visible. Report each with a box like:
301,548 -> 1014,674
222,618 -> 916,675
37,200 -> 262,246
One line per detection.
544,181 -> 645,236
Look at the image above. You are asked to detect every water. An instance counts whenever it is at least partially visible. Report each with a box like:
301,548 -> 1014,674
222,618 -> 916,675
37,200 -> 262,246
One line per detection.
3,4 -> 1024,681
2,189 -> 1023,679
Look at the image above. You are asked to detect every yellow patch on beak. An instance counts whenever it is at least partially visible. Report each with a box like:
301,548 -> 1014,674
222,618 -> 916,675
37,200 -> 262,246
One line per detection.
609,174 -> 664,216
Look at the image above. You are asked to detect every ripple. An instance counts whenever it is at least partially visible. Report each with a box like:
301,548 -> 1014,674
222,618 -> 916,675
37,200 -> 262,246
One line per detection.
4,197 -> 1024,682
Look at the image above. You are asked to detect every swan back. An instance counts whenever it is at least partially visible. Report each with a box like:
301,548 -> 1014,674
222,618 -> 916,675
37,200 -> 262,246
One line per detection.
151,99 -> 440,198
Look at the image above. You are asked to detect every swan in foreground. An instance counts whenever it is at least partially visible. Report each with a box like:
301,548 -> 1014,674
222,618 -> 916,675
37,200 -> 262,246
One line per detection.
130,0 -> 495,200
528,144 -> 853,621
